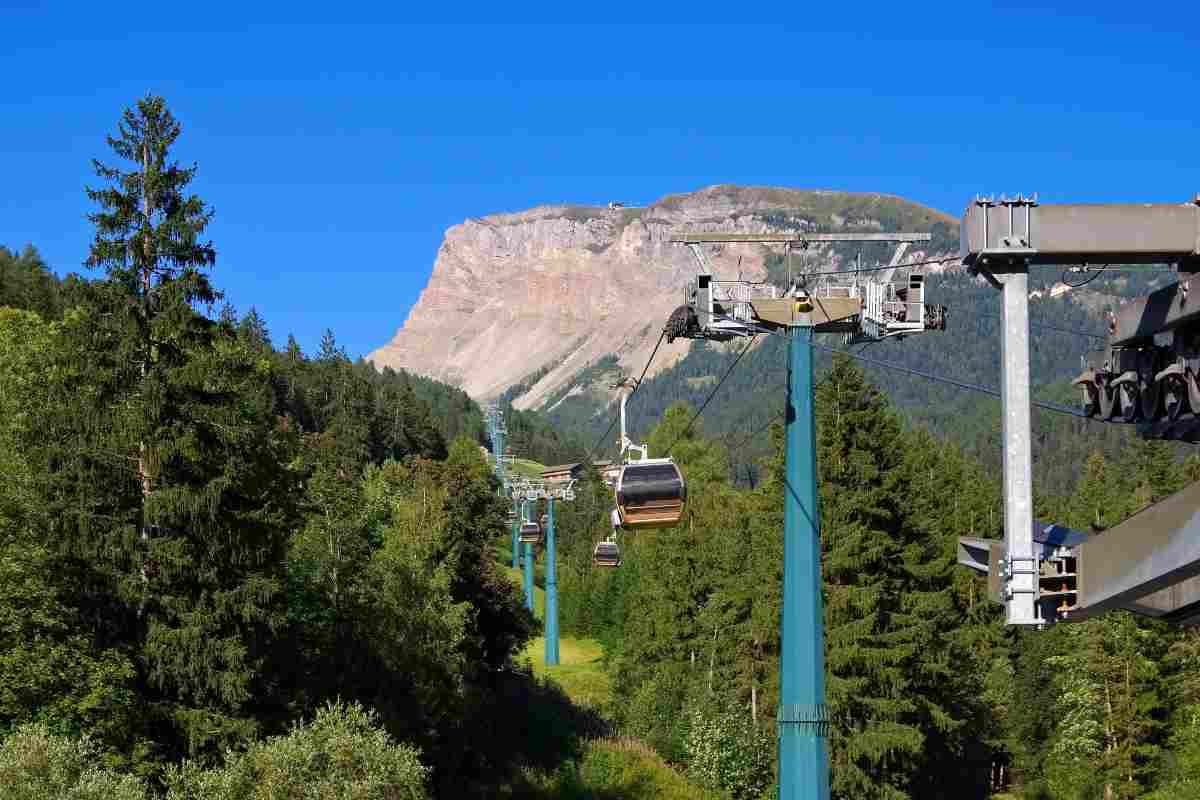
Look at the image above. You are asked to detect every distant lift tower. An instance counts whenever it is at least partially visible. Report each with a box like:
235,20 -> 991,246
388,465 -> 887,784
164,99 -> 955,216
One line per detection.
959,195 -> 1200,627
668,231 -> 941,800
485,405 -> 521,570
510,478 -> 577,664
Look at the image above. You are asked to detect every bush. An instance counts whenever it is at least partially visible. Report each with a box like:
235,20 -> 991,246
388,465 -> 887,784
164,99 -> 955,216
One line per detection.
0,722 -> 146,800
529,737 -> 726,800
618,668 -> 691,763
165,701 -> 428,800
685,703 -> 774,800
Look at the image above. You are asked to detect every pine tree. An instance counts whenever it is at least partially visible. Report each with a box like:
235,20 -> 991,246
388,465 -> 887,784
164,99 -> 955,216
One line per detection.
237,306 -> 272,352
1069,451 -> 1129,533
815,354 -> 919,799
1123,438 -> 1185,512
893,430 -> 999,798
439,437 -> 536,673
0,244 -> 63,318
0,308 -> 141,754
27,95 -> 302,763
612,404 -> 731,755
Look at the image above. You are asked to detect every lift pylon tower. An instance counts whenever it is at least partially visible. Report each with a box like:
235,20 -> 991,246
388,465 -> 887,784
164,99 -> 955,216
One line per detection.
959,195 -> 1200,628
509,478 -> 577,664
523,497 -> 535,611
668,231 -> 938,800
485,405 -> 507,484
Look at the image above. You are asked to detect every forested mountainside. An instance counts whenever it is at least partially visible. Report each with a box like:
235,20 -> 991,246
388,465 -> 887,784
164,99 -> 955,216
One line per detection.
540,260 -> 1181,496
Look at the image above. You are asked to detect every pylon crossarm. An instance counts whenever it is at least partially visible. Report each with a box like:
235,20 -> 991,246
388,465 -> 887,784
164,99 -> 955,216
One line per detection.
668,231 -> 946,340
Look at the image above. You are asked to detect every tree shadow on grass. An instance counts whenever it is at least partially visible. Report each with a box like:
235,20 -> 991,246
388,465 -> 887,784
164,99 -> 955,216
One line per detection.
433,663 -> 612,798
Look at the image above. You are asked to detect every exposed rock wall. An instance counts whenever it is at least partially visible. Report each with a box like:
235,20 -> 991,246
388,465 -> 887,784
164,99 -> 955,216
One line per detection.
367,185 -> 956,408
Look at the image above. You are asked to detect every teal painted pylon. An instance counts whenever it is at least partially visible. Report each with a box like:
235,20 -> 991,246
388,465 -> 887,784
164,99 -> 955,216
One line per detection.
778,327 -> 830,800
523,499 -> 535,611
544,497 -> 559,665
511,498 -> 520,570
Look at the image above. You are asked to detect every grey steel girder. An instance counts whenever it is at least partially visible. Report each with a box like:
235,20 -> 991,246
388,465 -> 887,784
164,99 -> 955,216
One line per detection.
959,522 -> 1091,611
960,197 -> 1200,268
1069,479 -> 1200,622
1109,275 -> 1200,345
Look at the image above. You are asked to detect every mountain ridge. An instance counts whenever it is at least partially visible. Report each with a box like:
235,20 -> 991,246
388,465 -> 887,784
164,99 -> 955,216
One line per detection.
367,184 -> 960,405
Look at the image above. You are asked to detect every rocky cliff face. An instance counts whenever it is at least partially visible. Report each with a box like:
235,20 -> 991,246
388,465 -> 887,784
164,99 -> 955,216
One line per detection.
367,185 -> 957,408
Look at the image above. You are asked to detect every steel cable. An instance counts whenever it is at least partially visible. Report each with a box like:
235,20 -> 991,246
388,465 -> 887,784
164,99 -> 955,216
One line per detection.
663,335 -> 759,453
974,310 -> 1107,339
809,342 -> 1092,419
584,327 -> 667,463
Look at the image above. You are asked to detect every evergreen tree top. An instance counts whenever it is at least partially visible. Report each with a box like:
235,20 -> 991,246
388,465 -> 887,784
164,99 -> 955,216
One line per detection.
85,94 -> 216,308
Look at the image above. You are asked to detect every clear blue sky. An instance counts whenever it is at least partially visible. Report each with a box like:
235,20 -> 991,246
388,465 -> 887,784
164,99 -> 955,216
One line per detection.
3,3 -> 1197,359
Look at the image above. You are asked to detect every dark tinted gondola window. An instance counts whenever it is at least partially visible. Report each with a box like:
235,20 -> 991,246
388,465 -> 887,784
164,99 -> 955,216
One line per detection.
622,464 -> 683,503
624,464 -> 680,484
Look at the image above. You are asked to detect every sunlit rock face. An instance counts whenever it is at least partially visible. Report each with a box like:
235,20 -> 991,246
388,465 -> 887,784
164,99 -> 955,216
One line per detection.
367,185 -> 955,408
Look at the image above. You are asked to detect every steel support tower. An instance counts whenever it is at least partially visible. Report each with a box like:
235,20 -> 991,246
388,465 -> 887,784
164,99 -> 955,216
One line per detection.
485,406 -> 520,570
512,498 -> 521,570
544,496 -> 560,665
667,230 -> 938,800
959,194 -> 1200,626
512,479 -> 575,663
779,326 -> 830,799
523,497 -> 535,611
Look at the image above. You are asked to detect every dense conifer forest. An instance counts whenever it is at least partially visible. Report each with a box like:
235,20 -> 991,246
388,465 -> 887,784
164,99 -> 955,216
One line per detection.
5,94 -> 1200,799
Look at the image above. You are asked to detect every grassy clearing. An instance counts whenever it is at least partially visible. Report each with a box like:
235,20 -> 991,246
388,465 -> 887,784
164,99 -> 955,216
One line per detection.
517,738 -> 725,800
497,543 -> 611,710
494,545 -> 713,799
503,564 -> 546,618
520,637 -> 612,709
511,457 -> 547,478
485,454 -> 546,479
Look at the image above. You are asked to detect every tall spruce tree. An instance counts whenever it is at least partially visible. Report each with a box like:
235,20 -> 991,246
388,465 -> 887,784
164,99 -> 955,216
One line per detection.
28,95 -> 302,764
892,430 -> 999,798
815,354 -> 919,799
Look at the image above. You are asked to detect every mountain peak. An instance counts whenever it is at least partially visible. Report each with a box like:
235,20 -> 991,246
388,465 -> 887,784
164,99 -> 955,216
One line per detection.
367,185 -> 959,406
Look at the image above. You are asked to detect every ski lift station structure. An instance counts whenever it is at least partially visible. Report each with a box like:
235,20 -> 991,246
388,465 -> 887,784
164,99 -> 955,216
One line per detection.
955,195 -> 1200,632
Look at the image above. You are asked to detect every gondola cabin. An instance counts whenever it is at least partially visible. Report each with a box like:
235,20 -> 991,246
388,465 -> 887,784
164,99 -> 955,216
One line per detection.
615,458 -> 686,529
519,520 -> 543,544
593,541 -> 621,568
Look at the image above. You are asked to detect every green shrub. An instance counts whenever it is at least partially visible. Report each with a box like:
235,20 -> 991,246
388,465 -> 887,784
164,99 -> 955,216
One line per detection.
685,704 -> 774,800
530,737 -> 725,799
619,668 -> 690,762
165,701 -> 428,800
0,722 -> 146,800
